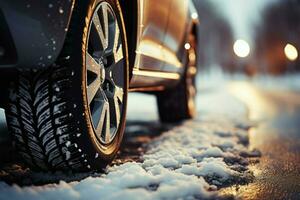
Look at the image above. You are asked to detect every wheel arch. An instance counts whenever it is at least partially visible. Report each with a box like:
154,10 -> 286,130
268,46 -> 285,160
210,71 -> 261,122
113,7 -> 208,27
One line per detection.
190,22 -> 199,65
191,23 -> 198,44
118,0 -> 138,80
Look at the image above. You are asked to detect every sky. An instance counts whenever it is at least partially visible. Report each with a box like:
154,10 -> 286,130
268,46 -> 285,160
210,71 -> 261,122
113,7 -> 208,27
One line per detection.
209,0 -> 279,44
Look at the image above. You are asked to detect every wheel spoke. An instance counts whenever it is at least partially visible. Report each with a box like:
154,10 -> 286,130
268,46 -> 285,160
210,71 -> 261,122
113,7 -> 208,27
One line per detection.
93,97 -> 110,142
101,4 -> 109,41
103,107 -> 111,143
114,44 -> 124,65
113,22 -> 120,53
87,76 -> 101,104
113,86 -> 123,126
92,98 -> 107,130
112,21 -> 124,65
86,53 -> 101,75
92,13 -> 108,50
115,86 -> 124,103
105,85 -> 123,129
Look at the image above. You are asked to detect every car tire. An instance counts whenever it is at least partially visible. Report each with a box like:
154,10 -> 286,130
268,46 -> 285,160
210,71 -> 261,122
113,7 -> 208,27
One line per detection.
6,0 -> 128,171
156,34 -> 197,123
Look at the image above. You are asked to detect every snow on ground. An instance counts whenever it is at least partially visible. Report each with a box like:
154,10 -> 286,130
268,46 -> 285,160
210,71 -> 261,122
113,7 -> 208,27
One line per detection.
0,75 -> 260,200
198,68 -> 300,92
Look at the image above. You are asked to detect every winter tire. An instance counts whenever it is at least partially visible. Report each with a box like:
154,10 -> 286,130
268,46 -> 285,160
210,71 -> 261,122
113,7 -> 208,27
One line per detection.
156,34 -> 197,123
6,0 -> 128,171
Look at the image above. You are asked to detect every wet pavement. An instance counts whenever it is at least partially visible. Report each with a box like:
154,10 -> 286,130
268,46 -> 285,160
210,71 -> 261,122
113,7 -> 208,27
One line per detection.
222,82 -> 300,199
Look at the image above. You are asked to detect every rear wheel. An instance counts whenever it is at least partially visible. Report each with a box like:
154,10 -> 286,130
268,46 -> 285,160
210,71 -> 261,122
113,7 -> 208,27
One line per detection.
157,34 -> 197,123
6,0 -> 128,171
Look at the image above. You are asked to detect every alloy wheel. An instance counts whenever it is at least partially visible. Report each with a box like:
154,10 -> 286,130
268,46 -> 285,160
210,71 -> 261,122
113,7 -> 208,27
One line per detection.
86,2 -> 125,145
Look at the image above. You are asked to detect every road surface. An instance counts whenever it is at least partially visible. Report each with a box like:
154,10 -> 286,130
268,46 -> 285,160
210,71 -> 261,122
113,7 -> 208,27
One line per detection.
0,78 -> 299,199
221,82 -> 300,199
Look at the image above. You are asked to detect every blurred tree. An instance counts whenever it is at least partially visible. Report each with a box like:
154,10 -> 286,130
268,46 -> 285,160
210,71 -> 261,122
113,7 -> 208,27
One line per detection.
255,0 -> 300,74
193,0 -> 236,73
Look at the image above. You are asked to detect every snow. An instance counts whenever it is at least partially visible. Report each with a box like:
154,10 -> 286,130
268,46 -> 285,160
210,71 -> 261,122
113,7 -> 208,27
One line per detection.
251,73 -> 300,92
198,69 -> 300,92
0,74 -> 261,200
58,7 -> 64,14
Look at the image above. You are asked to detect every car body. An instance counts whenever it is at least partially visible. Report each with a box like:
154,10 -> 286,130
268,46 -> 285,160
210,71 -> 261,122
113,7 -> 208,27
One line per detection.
0,0 -> 198,89
0,0 -> 199,171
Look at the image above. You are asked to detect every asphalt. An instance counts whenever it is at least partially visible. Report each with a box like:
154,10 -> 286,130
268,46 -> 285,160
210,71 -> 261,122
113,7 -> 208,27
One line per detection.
221,82 -> 300,200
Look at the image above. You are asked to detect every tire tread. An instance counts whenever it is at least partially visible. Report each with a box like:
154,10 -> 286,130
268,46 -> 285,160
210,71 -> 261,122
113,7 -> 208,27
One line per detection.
7,68 -> 85,171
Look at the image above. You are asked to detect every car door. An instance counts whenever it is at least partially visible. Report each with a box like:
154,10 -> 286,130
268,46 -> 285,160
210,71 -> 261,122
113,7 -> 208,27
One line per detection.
162,0 -> 189,73
134,0 -> 171,71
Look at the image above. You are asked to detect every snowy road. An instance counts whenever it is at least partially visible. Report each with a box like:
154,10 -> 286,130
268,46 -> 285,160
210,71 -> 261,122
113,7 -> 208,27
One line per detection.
0,76 -> 299,199
222,82 -> 300,200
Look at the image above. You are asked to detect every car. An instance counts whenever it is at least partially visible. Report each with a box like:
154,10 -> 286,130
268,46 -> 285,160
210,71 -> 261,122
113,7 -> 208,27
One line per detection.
0,0 -> 199,171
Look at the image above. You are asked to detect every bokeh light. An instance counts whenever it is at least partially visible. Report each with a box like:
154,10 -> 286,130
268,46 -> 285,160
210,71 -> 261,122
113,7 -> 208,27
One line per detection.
233,39 -> 250,58
284,43 -> 298,61
184,43 -> 191,50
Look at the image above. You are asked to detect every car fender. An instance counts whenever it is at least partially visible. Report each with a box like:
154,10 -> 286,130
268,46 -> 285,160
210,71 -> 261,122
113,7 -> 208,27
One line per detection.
0,0 -> 75,69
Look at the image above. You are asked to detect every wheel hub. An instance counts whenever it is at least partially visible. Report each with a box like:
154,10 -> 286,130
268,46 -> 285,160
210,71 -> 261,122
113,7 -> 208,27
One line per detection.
99,58 -> 106,84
